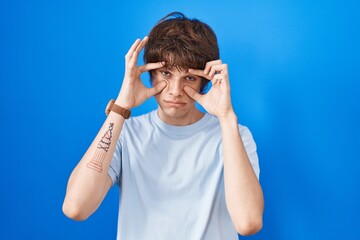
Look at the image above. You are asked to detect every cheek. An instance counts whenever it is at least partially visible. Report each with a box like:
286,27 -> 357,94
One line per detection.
153,74 -> 170,88
154,91 -> 163,104
153,78 -> 169,97
152,75 -> 168,85
185,80 -> 202,91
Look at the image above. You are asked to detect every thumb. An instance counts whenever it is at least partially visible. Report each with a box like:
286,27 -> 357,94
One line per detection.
146,81 -> 167,98
184,85 -> 203,104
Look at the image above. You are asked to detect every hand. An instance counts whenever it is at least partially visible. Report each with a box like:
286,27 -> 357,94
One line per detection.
184,60 -> 235,118
116,36 -> 167,109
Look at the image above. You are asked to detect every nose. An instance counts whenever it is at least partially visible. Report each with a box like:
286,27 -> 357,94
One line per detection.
168,79 -> 184,97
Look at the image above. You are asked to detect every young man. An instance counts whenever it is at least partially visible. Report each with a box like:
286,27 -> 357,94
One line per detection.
63,12 -> 264,239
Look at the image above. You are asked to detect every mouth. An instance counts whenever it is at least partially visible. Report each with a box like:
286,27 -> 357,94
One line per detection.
164,100 -> 186,107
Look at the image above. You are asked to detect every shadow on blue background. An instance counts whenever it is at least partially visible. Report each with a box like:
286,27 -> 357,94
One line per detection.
1,0 -> 359,239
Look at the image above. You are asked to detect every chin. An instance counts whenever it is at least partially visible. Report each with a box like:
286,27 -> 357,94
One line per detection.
160,106 -> 187,118
160,102 -> 198,121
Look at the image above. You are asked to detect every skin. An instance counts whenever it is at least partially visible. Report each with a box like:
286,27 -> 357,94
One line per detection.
185,61 -> 264,235
63,36 -> 264,236
152,67 -> 204,125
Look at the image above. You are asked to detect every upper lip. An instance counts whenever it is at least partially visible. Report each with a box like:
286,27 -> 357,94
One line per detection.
164,100 -> 186,104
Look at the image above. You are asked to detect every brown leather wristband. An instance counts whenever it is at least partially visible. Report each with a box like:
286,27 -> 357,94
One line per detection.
105,99 -> 131,119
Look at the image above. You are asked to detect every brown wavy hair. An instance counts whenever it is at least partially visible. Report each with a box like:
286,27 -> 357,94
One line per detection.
144,12 -> 220,94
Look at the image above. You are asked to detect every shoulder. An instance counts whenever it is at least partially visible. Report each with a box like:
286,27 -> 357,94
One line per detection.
237,123 -> 257,151
124,111 -> 154,127
201,114 -> 254,135
206,114 -> 252,136
119,111 -> 155,139
238,124 -> 252,137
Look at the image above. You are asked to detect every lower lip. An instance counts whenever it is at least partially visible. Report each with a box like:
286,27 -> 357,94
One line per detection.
165,101 -> 186,107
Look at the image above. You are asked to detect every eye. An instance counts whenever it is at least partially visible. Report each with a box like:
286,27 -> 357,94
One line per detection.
185,76 -> 196,81
161,71 -> 171,77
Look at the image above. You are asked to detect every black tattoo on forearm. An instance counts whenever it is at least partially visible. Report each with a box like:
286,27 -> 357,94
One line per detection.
86,122 -> 114,173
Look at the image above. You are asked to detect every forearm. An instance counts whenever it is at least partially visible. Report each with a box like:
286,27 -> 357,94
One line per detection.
62,36 -> 165,221
219,112 -> 264,235
63,110 -> 125,220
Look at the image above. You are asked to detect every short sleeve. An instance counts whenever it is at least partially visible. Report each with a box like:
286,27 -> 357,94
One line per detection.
108,136 -> 122,187
239,125 -> 260,180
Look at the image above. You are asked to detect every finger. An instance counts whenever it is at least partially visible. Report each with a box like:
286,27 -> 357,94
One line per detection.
184,85 -> 203,104
212,77 -> 218,86
212,73 -> 230,88
125,38 -> 141,61
129,36 -> 149,67
146,80 -> 167,98
138,62 -> 165,73
188,68 -> 217,85
212,74 -> 223,85
204,59 -> 222,75
134,36 -> 149,53
209,64 -> 228,78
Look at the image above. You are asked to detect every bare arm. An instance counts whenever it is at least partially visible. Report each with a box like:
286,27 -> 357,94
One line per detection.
219,113 -> 264,236
62,113 -> 125,221
184,60 -> 264,235
62,36 -> 167,221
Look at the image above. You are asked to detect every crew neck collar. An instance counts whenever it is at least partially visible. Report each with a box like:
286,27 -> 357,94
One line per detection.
151,109 -> 212,137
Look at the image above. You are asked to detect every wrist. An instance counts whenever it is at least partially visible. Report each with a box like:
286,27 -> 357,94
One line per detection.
218,111 -> 238,126
106,99 -> 131,119
115,95 -> 132,110
114,100 -> 132,110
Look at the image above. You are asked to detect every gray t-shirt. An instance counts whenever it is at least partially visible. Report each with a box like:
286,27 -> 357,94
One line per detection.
108,110 -> 260,240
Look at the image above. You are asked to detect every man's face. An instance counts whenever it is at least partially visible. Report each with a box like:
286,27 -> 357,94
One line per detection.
152,67 -> 203,125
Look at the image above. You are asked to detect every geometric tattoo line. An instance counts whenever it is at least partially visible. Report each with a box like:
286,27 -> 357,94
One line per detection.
86,122 -> 114,173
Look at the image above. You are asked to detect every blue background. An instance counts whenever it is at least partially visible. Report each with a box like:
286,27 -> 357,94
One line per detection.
1,0 -> 359,239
